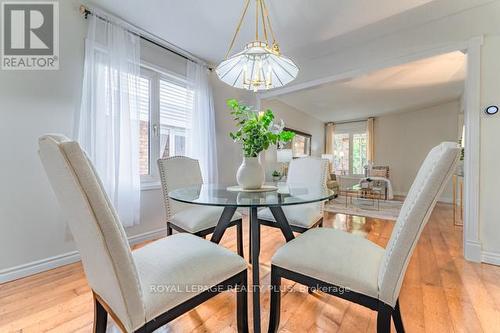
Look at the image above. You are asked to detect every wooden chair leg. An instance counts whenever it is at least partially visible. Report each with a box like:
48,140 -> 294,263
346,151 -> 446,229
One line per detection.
236,220 -> 244,257
237,272 -> 249,333
377,302 -> 392,333
392,299 -> 405,333
166,222 -> 173,236
268,266 -> 282,333
93,297 -> 108,333
248,220 -> 252,264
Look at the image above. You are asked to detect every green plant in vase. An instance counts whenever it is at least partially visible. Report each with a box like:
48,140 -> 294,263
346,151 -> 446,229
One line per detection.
227,99 -> 294,189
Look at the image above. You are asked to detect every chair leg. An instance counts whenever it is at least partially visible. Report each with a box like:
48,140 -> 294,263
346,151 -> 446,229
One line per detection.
166,222 -> 172,236
268,266 -> 282,333
236,220 -> 244,257
392,299 -> 405,333
248,220 -> 252,264
93,297 -> 108,333
318,217 -> 324,228
377,302 -> 392,333
237,271 -> 249,333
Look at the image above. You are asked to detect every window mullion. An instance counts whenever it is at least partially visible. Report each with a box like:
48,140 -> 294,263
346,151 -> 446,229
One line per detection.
151,72 -> 161,179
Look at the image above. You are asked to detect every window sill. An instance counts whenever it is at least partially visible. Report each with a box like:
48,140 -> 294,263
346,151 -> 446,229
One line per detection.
141,181 -> 161,191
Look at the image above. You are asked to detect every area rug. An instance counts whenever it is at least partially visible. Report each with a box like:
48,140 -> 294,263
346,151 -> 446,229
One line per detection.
325,196 -> 403,221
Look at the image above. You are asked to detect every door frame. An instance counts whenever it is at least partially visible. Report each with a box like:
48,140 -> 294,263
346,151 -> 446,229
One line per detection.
258,36 -> 483,262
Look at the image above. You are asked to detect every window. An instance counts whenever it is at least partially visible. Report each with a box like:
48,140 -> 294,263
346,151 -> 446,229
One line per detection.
333,122 -> 368,175
352,133 -> 368,174
138,65 -> 194,182
158,78 -> 192,158
333,133 -> 349,174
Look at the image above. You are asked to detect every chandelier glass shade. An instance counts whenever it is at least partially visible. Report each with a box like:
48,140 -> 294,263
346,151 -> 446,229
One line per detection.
216,0 -> 298,92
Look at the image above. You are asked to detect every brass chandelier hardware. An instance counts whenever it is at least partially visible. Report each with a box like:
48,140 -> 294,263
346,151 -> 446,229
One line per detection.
216,0 -> 299,92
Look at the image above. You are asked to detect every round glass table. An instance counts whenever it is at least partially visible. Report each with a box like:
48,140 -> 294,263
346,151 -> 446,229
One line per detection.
169,183 -> 334,333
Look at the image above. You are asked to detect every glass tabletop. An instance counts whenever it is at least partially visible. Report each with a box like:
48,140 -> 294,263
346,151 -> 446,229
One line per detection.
168,183 -> 335,208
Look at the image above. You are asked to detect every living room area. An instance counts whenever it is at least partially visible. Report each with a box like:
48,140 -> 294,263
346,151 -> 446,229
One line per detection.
261,51 -> 467,225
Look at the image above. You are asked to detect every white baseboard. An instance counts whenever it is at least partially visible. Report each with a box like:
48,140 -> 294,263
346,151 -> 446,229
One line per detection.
0,251 -> 81,284
481,251 -> 500,266
128,226 -> 169,246
464,240 -> 482,262
0,226 -> 169,284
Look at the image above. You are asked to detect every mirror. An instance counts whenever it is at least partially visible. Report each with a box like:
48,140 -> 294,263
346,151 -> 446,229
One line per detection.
280,128 -> 312,158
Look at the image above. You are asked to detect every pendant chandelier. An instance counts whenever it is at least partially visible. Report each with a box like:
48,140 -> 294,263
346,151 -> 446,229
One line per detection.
216,0 -> 298,92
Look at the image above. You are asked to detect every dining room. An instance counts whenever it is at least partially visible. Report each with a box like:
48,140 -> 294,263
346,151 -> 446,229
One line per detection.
2,1 -> 500,333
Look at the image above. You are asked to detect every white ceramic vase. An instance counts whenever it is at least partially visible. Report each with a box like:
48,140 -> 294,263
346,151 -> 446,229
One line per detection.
236,156 -> 265,190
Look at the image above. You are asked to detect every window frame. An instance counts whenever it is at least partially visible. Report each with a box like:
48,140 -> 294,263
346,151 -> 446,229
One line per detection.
139,62 -> 192,189
333,122 -> 368,176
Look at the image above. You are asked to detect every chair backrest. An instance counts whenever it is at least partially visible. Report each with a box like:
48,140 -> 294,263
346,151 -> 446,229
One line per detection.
378,142 -> 460,306
287,157 -> 329,187
371,165 -> 390,179
38,135 -> 144,332
157,156 -> 203,219
287,157 -> 329,210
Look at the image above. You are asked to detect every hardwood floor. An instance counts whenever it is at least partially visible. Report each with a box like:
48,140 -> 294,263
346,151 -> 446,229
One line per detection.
2,204 -> 500,332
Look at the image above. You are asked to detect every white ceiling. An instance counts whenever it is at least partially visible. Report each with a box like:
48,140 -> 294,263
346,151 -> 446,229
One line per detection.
271,51 -> 466,122
93,0 -> 434,64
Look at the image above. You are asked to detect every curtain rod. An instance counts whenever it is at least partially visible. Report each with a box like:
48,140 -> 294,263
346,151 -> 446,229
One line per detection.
327,118 -> 373,125
79,5 -> 212,70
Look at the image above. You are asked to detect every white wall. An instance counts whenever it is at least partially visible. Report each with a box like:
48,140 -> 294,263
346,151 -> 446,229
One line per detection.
260,99 -> 325,179
374,100 -> 460,201
479,35 -> 500,257
0,0 -> 86,274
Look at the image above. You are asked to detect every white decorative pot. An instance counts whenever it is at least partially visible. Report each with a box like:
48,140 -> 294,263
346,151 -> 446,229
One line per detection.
236,156 -> 265,190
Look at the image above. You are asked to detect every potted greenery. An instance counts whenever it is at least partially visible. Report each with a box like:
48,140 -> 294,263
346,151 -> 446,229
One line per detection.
272,170 -> 282,182
227,99 -> 294,189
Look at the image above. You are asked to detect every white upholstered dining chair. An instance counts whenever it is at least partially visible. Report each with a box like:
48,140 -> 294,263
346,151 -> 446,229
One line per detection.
258,157 -> 329,233
157,156 -> 244,256
38,135 -> 248,333
267,142 -> 460,333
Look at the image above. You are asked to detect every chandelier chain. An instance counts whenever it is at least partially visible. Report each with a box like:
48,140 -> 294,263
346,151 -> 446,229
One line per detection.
225,0 -> 251,59
255,0 -> 259,40
262,0 -> 277,46
259,0 -> 269,44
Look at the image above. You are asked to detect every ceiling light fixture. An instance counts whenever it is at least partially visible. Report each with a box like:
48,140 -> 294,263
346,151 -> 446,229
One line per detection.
216,0 -> 298,92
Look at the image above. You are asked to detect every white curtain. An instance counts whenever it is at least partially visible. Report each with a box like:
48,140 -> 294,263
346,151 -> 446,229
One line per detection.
77,10 -> 141,227
325,122 -> 335,155
367,117 -> 375,162
186,61 -> 219,183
